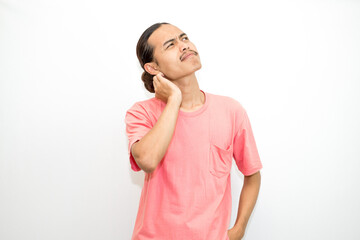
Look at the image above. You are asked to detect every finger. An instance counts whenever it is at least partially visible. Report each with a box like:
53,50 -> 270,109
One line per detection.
156,72 -> 165,81
156,72 -> 164,77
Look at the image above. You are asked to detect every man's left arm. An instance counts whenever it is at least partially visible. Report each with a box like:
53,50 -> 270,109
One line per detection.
227,171 -> 261,240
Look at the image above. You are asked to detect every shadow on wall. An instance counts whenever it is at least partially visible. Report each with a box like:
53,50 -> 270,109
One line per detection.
130,169 -> 145,189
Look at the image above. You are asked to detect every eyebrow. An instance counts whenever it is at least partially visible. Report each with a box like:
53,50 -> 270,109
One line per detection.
163,33 -> 187,48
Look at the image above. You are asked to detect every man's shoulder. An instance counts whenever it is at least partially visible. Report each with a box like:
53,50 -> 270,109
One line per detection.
125,97 -> 164,124
207,91 -> 245,112
127,97 -> 161,111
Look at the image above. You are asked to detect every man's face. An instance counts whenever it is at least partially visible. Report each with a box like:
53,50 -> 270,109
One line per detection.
147,24 -> 201,80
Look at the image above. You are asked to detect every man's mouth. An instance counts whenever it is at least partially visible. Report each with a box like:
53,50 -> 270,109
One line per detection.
180,51 -> 198,61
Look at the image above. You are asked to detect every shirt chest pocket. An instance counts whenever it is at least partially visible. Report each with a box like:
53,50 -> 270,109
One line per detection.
209,142 -> 233,178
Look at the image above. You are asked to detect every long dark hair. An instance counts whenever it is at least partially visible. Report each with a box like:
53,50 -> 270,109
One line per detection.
136,22 -> 169,93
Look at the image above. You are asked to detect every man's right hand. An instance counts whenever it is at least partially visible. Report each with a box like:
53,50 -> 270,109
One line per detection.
153,72 -> 182,105
131,72 -> 183,173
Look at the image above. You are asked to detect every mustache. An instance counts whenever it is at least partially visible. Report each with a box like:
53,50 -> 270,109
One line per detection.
180,50 -> 198,61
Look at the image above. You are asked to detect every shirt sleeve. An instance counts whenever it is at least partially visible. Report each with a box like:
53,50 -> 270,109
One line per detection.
124,103 -> 153,172
233,107 -> 263,176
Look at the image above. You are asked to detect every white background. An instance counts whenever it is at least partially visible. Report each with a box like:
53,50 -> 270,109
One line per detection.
1,0 -> 360,239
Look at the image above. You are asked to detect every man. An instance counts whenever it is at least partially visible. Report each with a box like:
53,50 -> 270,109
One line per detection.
125,22 -> 263,240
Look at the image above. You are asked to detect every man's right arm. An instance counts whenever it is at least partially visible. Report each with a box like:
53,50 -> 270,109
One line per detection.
131,95 -> 181,173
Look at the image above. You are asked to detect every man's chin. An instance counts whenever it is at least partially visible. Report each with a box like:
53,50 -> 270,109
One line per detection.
171,64 -> 202,79
185,66 -> 202,77
192,64 -> 202,73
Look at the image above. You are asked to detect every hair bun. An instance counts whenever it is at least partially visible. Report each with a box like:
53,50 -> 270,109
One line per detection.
141,71 -> 155,93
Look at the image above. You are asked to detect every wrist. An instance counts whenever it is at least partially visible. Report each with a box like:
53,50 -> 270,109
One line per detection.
233,223 -> 245,236
168,94 -> 182,106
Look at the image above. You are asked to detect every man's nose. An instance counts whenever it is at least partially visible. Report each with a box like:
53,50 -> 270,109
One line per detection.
179,42 -> 189,51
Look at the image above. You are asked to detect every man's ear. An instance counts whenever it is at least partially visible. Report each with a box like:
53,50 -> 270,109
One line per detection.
144,63 -> 160,76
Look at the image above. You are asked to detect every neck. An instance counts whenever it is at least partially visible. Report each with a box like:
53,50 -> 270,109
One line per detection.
171,73 -> 204,111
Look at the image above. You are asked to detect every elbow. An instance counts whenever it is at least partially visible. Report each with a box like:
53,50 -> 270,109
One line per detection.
138,158 -> 156,173
131,141 -> 158,173
142,165 -> 156,174
136,156 -> 157,173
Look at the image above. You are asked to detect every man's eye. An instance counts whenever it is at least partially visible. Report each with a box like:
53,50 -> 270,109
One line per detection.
183,37 -> 188,41
166,43 -> 174,49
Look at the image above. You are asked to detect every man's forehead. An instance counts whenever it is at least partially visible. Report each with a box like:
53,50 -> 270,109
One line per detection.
149,25 -> 184,46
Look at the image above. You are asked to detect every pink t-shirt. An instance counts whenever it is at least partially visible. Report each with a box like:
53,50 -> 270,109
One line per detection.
125,90 -> 263,240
